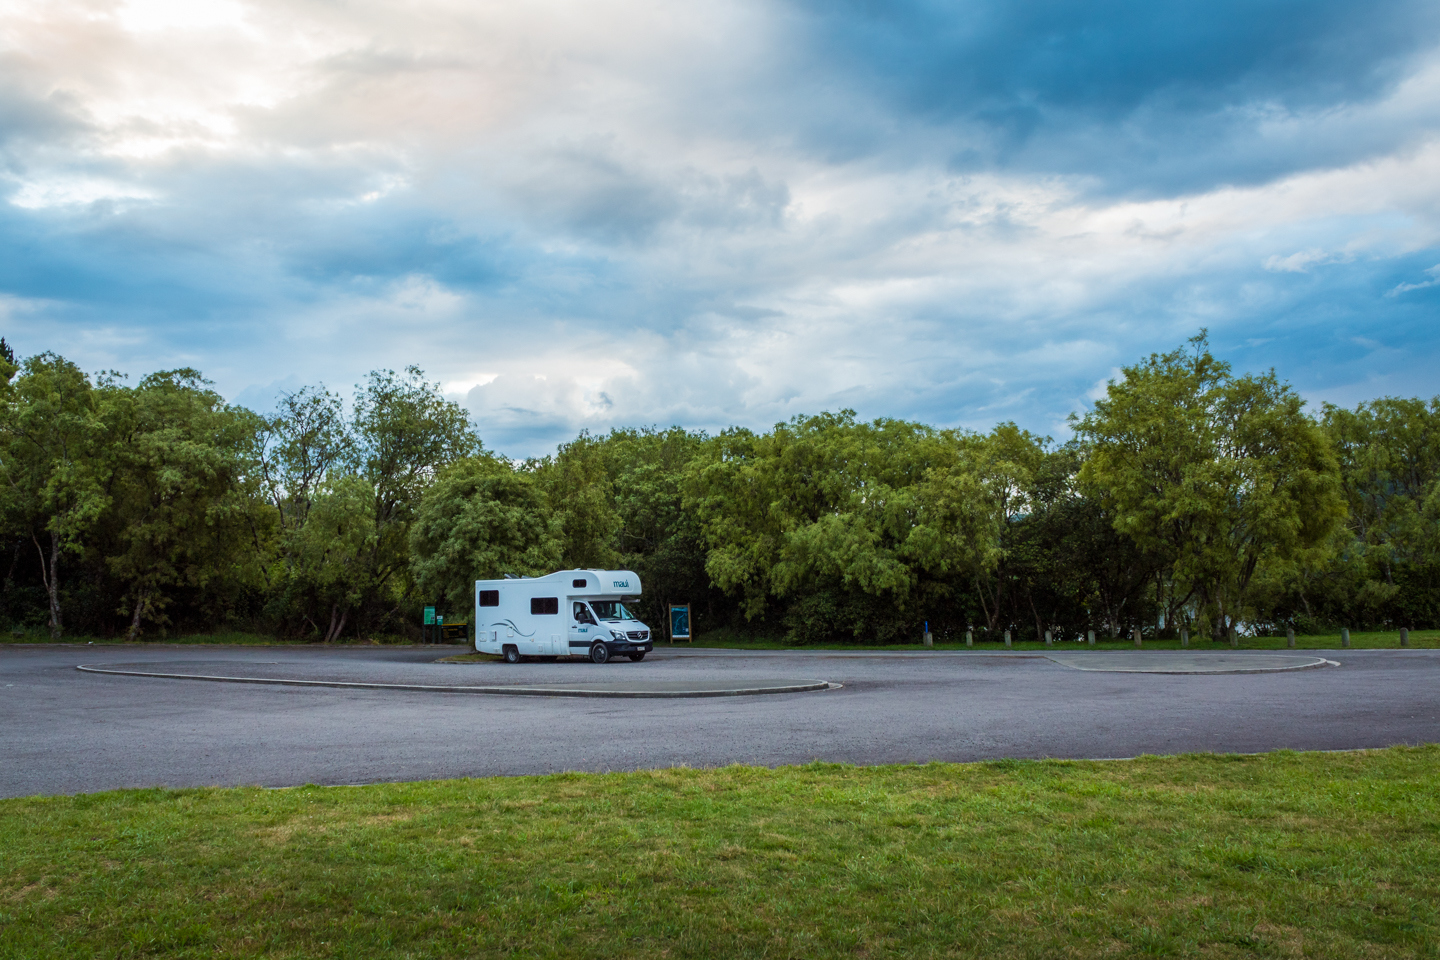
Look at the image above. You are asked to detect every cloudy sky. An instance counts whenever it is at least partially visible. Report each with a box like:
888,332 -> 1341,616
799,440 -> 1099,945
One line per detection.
4,0 -> 1440,455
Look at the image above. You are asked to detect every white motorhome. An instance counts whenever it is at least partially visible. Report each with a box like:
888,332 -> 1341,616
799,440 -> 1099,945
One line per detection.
472,569 -> 654,664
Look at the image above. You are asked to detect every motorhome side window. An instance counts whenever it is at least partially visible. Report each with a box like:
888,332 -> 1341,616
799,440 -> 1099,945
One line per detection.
572,579 -> 586,588
573,602 -> 595,624
531,597 -> 559,615
478,590 -> 499,607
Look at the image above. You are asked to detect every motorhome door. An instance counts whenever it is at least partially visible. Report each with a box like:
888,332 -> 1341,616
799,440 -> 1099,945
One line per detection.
570,601 -> 597,654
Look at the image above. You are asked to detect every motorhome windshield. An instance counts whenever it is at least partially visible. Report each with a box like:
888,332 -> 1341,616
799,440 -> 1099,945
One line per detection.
589,601 -> 636,621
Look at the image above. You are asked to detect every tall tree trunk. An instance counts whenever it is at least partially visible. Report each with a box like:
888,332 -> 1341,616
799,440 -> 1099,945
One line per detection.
127,593 -> 147,641
324,604 -> 349,643
4,541 -> 18,593
974,577 -> 997,631
34,532 -> 63,640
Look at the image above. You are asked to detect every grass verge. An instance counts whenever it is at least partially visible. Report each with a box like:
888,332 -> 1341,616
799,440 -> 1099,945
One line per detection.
674,628 -> 1440,651
0,630 -> 462,647
2,748 -> 1438,958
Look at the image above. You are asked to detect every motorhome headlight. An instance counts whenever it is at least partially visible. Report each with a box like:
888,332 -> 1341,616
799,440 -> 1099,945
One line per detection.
610,629 -> 627,640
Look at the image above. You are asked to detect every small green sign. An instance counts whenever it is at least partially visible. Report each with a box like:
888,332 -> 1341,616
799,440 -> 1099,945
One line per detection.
423,606 -> 436,625
436,615 -> 444,626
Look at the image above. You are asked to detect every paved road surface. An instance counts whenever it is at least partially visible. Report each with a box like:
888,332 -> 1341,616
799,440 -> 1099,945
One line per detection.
2,644 -> 1437,797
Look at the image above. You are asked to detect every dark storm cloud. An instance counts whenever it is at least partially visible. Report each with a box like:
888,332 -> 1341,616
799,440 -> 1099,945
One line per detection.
789,0 -> 1440,192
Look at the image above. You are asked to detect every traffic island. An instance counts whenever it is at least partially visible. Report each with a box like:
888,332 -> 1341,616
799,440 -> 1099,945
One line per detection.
76,661 -> 834,698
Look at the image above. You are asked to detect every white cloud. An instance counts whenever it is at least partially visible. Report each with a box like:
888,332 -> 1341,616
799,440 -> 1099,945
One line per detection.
1387,263 -> 1440,295
3,0 -> 1440,453
1262,248 -> 1354,273
7,176 -> 156,209
117,0 -> 251,34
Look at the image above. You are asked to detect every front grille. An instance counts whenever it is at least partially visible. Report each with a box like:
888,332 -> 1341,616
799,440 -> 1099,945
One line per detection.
627,630 -> 649,641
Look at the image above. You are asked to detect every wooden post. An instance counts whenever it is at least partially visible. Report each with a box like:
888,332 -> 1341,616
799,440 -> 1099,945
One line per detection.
966,628 -> 973,648
1044,629 -> 1053,647
1181,628 -> 1188,648
1400,627 -> 1410,648
1229,627 -> 1238,648
1087,629 -> 1095,646
1287,626 -> 1295,649
1004,629 -> 1012,649
923,620 -> 933,648
1341,627 -> 1350,648
1133,626 -> 1142,648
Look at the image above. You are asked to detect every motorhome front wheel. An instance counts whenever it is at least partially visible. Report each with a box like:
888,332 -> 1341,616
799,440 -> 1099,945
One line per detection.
589,642 -> 611,664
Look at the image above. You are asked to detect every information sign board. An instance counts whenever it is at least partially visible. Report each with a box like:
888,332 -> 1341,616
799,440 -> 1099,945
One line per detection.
669,604 -> 691,642
423,606 -> 436,625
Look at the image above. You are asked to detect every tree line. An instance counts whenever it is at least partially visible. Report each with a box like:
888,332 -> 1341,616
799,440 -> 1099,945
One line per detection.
2,333 -> 1436,643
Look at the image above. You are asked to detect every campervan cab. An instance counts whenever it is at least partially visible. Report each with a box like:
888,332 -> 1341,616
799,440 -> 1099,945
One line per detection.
472,569 -> 654,664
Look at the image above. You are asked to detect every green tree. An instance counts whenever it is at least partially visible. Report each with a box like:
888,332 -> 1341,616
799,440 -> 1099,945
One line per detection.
103,370 -> 259,639
1075,333 -> 1345,638
410,456 -> 562,614
686,411 -> 1001,642
601,426 -> 715,629
249,385 -> 352,624
288,474 -> 379,641
938,423 -> 1047,636
0,354 -> 112,638
1310,396 -> 1440,627
1001,442 -> 1161,640
350,366 -> 480,631
255,386 -> 352,551
528,432 -> 620,570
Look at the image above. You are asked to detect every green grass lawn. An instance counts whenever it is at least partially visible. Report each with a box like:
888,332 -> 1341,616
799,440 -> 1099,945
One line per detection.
0,631 -> 450,647
673,627 -> 1440,651
2,748 -> 1437,958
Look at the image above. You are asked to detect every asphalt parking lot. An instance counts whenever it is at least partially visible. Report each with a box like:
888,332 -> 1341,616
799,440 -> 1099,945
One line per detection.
3,644 -> 1438,797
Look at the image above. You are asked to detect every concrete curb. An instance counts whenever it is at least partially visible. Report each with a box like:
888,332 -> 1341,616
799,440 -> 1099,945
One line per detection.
75,664 -> 835,698
1042,653 -> 1337,674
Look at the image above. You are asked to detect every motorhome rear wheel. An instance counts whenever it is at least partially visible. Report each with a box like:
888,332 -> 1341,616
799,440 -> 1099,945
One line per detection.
503,645 -> 520,664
